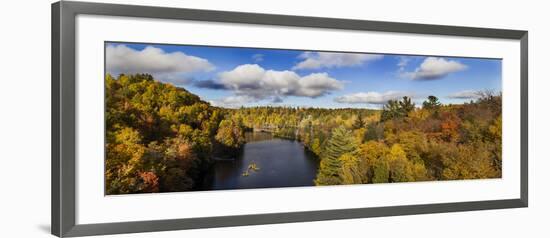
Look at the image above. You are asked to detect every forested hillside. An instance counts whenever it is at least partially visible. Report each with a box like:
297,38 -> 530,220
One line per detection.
105,74 -> 245,194
106,74 -> 502,194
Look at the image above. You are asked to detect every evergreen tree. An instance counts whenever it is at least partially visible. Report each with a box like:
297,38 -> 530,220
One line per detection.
352,114 -> 366,129
381,96 -> 415,121
315,126 -> 358,185
399,96 -> 415,115
422,95 -> 441,110
381,99 -> 401,121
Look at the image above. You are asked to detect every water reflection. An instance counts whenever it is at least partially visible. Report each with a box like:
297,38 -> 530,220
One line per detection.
201,132 -> 320,190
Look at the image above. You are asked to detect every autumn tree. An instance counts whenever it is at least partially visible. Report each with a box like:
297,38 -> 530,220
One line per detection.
387,144 -> 414,182
359,141 -> 390,183
214,118 -> 246,158
365,123 -> 384,141
488,116 -> 502,171
138,171 -> 160,193
339,153 -> 362,184
215,119 -> 245,148
441,143 -> 499,180
105,127 -> 147,194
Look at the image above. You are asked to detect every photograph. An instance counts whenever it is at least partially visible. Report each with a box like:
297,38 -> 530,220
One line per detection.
104,42 -> 502,195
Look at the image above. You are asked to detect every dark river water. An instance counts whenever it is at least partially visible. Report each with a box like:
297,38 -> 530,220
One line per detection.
201,132 -> 320,190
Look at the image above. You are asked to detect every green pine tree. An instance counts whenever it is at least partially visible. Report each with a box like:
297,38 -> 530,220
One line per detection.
422,95 -> 441,110
352,114 -> 366,129
315,126 -> 358,185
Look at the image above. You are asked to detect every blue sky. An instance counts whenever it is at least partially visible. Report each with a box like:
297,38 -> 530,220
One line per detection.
105,42 -> 501,109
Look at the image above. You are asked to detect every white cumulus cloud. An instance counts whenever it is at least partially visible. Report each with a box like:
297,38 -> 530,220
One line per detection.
448,90 -> 481,99
403,57 -> 467,80
292,52 -> 383,70
334,91 -> 412,105
209,95 -> 256,108
203,64 -> 343,107
218,64 -> 342,99
105,44 -> 214,85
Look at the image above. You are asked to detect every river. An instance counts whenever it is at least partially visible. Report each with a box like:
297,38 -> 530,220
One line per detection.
201,131 -> 320,190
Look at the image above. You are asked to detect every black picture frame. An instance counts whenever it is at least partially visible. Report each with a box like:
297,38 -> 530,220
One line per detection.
52,1 -> 528,237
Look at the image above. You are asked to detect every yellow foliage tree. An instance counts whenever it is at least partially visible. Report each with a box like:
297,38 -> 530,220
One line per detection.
339,153 -> 362,184
387,144 -> 415,182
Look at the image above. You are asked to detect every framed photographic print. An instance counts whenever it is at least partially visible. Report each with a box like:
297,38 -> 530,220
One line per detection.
52,1 -> 528,237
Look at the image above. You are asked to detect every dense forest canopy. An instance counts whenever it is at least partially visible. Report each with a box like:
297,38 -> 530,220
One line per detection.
106,74 -> 501,194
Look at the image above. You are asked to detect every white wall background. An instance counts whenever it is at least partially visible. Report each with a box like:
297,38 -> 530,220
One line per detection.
0,0 -> 545,237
